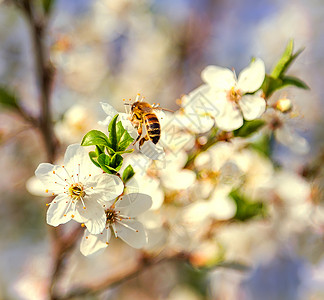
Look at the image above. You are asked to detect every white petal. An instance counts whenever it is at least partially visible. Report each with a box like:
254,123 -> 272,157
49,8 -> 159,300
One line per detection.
26,176 -> 49,197
182,201 -> 211,226
162,169 -> 196,190
100,102 -> 118,119
115,219 -> 147,248
80,228 -> 110,256
86,173 -> 123,204
273,171 -> 311,204
116,193 -> 152,217
46,194 -> 76,226
139,140 -> 165,161
64,144 -> 101,181
182,84 -> 219,117
237,58 -> 265,93
78,199 -> 106,234
117,113 -> 138,139
35,163 -> 66,193
210,196 -> 236,220
239,94 -> 266,120
275,126 -> 310,154
215,100 -> 243,131
201,66 -> 236,90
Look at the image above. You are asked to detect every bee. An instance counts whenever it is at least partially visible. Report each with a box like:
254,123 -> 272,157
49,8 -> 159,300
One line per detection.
125,95 -> 172,148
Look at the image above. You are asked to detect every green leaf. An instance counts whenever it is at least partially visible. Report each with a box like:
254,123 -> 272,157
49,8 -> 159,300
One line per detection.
107,115 -> 118,150
95,145 -> 105,156
107,114 -> 134,152
116,149 -> 134,155
116,121 -> 134,151
271,40 -> 304,79
230,190 -> 266,221
89,151 -> 100,168
97,153 -> 123,174
110,154 -> 123,171
234,120 -> 265,138
122,165 -> 135,183
262,74 -> 283,98
97,153 -> 114,174
41,0 -> 55,14
0,87 -> 19,110
81,130 -> 111,149
281,75 -> 310,90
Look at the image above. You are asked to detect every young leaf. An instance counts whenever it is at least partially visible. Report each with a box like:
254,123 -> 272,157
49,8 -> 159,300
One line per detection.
116,121 -> 134,152
89,151 -> 100,168
110,154 -> 123,172
122,165 -> 135,183
81,130 -> 110,148
262,75 -> 283,98
281,76 -> 310,90
107,114 -> 134,152
271,40 -> 304,79
234,120 -> 266,138
42,0 -> 55,14
0,87 -> 19,110
97,153 -> 114,174
107,114 -> 118,150
230,190 -> 266,221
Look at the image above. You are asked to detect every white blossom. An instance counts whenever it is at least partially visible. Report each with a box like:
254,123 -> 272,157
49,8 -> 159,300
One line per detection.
184,58 -> 266,131
80,193 -> 152,256
35,144 -> 124,234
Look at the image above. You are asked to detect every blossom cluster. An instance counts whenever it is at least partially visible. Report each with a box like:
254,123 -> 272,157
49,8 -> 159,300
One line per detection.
31,41 -> 316,262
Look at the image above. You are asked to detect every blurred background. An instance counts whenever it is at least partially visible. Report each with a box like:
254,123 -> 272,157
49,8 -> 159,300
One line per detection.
0,0 -> 323,299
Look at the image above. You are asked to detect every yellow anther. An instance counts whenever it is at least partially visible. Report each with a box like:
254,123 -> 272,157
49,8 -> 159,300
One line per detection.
81,223 -> 85,227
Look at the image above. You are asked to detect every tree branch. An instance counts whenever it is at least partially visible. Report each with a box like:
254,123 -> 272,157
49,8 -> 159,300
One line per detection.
16,0 -> 57,162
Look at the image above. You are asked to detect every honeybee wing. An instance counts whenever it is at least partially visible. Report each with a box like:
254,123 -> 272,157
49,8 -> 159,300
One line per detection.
151,104 -> 174,120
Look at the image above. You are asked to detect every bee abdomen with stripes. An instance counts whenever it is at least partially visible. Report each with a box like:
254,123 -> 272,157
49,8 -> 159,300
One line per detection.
145,113 -> 161,144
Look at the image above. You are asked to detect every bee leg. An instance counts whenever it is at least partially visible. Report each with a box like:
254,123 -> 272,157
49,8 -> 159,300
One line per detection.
133,126 -> 143,145
139,135 -> 149,149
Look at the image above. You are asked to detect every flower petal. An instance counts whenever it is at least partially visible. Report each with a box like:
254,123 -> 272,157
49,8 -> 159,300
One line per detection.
115,219 -> 147,248
215,99 -> 243,131
78,199 -> 106,234
138,140 -> 165,161
239,94 -> 266,120
86,173 -> 123,204
64,144 -> 101,181
275,126 -> 310,154
80,228 -> 110,256
201,66 -> 236,90
237,58 -> 265,93
100,102 -> 118,119
46,194 -> 77,226
35,163 -> 67,193
162,169 -> 196,190
116,193 -> 152,217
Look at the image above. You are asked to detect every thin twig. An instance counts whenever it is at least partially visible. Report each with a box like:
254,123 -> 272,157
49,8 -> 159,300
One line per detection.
16,0 -> 57,162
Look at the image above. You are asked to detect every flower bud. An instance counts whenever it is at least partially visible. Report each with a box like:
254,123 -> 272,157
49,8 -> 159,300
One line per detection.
275,98 -> 292,113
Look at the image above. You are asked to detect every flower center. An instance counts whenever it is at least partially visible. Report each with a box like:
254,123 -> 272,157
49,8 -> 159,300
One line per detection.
269,116 -> 283,130
68,183 -> 85,200
227,87 -> 242,103
105,208 -> 119,225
